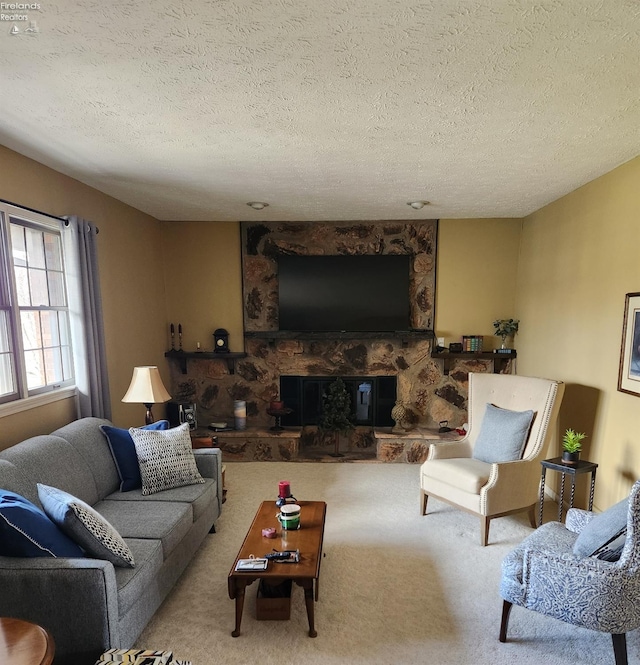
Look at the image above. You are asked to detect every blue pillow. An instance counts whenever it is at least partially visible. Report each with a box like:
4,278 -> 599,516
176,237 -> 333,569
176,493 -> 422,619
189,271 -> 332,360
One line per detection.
101,420 -> 169,491
0,490 -> 85,558
472,404 -> 535,464
38,484 -> 135,568
573,497 -> 628,560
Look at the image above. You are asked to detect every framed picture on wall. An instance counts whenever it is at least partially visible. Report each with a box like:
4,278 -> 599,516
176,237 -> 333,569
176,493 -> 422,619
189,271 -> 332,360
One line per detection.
618,292 -> 640,397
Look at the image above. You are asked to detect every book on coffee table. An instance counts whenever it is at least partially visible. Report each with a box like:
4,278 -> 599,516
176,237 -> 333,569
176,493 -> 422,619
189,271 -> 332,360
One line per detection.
235,557 -> 268,571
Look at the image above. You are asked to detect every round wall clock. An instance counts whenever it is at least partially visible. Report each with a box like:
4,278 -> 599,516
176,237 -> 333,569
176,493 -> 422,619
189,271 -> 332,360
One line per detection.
213,328 -> 229,353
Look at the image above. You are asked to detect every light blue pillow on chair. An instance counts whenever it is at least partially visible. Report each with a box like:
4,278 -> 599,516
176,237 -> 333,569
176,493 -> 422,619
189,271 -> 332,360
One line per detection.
573,497 -> 628,561
472,403 -> 535,464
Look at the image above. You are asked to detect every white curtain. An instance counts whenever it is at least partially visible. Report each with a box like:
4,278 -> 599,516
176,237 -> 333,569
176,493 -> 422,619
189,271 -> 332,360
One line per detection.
62,215 -> 111,419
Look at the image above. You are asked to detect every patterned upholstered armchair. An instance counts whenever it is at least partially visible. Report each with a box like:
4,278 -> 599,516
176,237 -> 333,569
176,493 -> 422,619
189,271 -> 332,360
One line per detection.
499,480 -> 640,665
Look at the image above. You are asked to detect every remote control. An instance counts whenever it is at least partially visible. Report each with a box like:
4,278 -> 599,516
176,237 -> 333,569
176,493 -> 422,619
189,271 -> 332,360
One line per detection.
265,551 -> 294,560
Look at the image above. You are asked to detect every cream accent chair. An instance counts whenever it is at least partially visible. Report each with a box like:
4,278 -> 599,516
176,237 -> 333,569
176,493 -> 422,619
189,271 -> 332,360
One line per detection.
420,373 -> 564,546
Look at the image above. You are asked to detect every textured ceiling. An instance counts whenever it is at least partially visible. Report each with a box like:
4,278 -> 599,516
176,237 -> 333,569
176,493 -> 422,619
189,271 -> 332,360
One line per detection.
0,1 -> 639,221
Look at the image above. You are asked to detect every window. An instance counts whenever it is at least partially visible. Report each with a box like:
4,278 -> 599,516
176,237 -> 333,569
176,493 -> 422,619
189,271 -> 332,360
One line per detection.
0,202 -> 74,404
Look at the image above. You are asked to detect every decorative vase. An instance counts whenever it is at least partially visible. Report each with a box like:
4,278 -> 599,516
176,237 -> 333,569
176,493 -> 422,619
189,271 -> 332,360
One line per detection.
501,334 -> 508,350
391,400 -> 408,433
562,450 -> 580,465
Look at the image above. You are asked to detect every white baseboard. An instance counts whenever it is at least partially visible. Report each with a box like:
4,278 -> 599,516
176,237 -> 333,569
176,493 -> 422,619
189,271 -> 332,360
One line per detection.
542,487 -> 580,516
544,487 -> 560,504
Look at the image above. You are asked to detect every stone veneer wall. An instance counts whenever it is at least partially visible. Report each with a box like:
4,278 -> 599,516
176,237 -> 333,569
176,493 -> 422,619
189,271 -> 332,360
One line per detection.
168,221 -> 494,436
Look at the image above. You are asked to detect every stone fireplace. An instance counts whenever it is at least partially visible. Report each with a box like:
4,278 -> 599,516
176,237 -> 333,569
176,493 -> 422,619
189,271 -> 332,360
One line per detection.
166,220 -> 500,461
237,220 -> 439,434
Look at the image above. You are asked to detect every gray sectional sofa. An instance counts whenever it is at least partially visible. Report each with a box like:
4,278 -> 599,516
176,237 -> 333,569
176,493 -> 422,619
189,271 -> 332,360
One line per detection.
0,417 -> 223,664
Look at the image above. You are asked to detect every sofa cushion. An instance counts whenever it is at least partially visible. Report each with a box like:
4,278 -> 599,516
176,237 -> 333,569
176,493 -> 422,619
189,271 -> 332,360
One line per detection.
53,417 -> 120,500
130,424 -> 204,496
473,403 -> 535,464
103,478 -> 216,522
421,457 -> 491,494
100,421 -> 169,492
0,490 -> 85,558
573,497 -> 628,560
0,459 -> 38,506
38,484 -> 135,568
0,435 -> 100,506
115,538 -> 164,616
94,499 -> 193,559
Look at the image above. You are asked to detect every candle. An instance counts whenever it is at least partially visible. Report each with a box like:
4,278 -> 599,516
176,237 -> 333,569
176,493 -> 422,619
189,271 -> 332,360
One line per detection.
170,323 -> 175,334
234,400 -> 247,430
178,324 -> 182,334
278,481 -> 291,499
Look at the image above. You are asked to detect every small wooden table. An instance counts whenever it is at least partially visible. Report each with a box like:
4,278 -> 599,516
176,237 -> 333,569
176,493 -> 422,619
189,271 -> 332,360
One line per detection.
228,500 -> 326,638
0,617 -> 55,665
539,457 -> 598,525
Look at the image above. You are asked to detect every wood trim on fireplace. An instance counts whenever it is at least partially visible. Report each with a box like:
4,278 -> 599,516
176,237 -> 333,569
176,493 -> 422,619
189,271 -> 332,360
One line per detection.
245,330 -> 435,341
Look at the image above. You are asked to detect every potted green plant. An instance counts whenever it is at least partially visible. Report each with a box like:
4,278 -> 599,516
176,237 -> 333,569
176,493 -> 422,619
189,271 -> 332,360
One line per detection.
319,378 -> 355,458
562,428 -> 586,465
493,318 -> 519,349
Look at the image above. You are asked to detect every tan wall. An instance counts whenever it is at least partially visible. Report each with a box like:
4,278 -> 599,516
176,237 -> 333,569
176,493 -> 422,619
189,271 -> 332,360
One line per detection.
4,141 -> 636,509
1,397 -> 78,447
0,145 -> 167,447
161,222 -> 244,353
436,218 -> 522,348
161,219 -> 521,357
516,156 -> 640,510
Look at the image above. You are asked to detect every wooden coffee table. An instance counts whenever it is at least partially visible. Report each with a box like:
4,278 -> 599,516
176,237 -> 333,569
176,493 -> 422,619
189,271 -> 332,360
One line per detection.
0,617 -> 55,665
228,500 -> 326,638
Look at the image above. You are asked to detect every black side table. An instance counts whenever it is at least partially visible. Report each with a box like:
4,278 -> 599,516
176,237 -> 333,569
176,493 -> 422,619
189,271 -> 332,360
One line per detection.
539,457 -> 598,525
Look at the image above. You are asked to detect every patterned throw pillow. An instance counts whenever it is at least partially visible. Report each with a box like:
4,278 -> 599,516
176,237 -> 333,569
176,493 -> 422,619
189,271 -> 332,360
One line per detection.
100,420 -> 170,491
129,423 -> 205,496
37,484 -> 135,568
593,530 -> 627,562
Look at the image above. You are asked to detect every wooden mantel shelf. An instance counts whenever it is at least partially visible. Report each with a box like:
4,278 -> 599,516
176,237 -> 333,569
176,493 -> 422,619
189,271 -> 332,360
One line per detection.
244,329 -> 435,343
164,349 -> 247,374
431,350 -> 517,375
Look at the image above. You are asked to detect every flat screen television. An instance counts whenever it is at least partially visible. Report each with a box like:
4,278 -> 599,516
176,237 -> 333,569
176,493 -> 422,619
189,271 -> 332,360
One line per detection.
278,255 -> 411,332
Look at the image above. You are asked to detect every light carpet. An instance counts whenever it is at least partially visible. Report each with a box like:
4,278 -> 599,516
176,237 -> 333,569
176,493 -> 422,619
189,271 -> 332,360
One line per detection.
135,462 -> 639,664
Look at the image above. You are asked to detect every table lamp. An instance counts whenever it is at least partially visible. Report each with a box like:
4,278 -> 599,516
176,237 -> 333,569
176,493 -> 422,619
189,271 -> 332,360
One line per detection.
122,366 -> 171,424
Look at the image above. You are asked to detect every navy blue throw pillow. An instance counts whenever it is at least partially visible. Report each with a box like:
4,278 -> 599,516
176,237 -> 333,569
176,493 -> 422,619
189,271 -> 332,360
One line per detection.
0,490 -> 85,558
100,420 -> 169,491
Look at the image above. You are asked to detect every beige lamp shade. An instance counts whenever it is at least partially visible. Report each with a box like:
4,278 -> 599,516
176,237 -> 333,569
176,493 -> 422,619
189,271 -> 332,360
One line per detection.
122,366 -> 171,424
